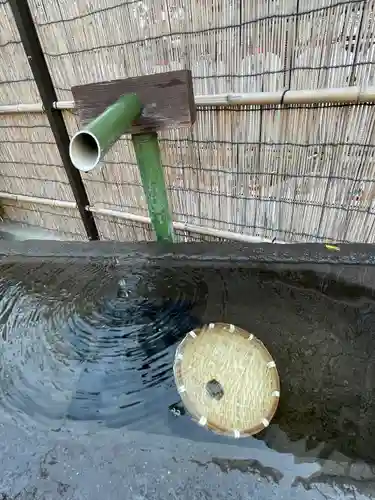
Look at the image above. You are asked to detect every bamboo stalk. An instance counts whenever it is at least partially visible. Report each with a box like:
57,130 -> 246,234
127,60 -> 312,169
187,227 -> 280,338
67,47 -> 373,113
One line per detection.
132,132 -> 174,243
0,192 -> 284,243
91,205 -> 284,243
195,87 -> 375,105
0,103 -> 45,113
53,101 -> 75,110
1,86 -> 375,115
70,93 -> 142,171
174,221 -> 285,244
0,192 -> 76,208
88,206 -> 150,224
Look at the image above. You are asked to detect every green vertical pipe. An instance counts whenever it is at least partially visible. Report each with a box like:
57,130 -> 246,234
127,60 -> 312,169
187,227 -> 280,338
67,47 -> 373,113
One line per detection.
132,132 -> 174,243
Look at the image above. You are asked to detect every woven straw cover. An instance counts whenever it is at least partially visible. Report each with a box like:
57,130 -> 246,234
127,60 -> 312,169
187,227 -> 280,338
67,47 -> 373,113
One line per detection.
173,323 -> 280,438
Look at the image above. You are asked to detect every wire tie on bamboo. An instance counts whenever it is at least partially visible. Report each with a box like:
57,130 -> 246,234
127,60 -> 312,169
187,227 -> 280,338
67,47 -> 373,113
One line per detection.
280,88 -> 289,106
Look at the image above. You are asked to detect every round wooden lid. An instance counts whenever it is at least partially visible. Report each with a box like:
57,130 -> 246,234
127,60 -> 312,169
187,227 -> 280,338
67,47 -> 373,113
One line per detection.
173,323 -> 280,438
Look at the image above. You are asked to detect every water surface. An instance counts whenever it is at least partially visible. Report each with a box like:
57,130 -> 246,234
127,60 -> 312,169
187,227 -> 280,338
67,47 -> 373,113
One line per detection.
1,257 -> 375,494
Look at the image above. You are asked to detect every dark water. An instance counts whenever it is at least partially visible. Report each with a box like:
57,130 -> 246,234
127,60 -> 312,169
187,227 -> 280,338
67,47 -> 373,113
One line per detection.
1,258 -> 375,490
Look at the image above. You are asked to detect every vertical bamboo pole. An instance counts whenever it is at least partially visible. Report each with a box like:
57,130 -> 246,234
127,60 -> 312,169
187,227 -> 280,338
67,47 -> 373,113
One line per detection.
132,133 -> 174,242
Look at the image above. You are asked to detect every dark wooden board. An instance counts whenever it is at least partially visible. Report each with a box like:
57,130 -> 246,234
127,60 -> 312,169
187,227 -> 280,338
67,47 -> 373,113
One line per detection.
72,70 -> 196,134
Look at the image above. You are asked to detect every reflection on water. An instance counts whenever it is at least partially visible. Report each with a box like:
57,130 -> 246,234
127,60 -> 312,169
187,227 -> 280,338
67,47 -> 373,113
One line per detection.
1,258 -> 375,492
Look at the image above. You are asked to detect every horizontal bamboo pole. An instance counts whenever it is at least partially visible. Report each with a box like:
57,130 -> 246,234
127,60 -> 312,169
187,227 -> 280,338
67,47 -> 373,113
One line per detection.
89,206 -> 150,224
195,86 -> 375,105
0,192 -> 284,244
89,206 -> 285,243
1,86 -> 375,114
54,100 -> 75,110
173,221 -> 285,244
0,192 -> 76,208
0,102 -> 45,113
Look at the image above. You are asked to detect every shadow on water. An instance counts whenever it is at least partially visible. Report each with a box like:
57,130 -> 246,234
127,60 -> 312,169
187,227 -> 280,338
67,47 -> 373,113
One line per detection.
1,257 -> 375,492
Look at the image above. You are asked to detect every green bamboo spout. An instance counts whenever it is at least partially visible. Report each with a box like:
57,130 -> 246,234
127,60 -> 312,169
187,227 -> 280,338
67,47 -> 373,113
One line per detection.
69,93 -> 142,172
69,91 -> 174,242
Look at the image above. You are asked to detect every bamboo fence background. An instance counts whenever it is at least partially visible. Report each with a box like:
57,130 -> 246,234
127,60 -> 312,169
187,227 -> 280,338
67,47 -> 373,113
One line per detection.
1,0 -> 375,242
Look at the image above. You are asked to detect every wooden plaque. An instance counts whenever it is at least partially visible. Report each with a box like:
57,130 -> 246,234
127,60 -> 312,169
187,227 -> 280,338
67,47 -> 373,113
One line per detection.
72,70 -> 196,134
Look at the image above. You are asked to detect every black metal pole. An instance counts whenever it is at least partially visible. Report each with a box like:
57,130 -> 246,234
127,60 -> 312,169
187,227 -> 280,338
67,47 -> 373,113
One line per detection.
9,0 -> 99,241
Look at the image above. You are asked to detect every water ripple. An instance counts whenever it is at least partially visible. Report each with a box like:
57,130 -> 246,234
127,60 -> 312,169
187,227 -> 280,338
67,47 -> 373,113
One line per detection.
0,261 -> 207,430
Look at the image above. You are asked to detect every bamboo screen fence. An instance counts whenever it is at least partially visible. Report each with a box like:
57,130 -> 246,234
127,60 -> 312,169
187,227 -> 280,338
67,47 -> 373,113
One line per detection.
1,0 -> 375,243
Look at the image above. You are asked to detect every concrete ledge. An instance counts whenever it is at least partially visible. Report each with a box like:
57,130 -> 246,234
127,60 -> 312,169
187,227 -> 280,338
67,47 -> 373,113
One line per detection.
0,240 -> 373,266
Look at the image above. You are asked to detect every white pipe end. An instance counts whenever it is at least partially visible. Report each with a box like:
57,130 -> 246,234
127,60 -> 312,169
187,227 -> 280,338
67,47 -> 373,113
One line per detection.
69,131 -> 101,172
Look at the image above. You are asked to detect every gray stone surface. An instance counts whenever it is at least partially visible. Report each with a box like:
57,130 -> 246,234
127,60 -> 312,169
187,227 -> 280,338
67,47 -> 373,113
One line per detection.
0,422 -> 372,500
